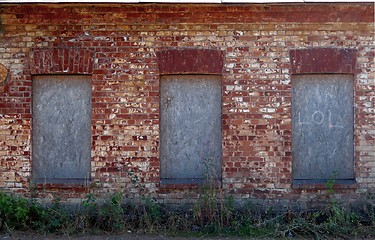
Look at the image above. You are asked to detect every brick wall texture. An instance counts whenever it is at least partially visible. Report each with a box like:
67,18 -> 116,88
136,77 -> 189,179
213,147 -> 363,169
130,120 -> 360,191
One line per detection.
0,3 -> 374,208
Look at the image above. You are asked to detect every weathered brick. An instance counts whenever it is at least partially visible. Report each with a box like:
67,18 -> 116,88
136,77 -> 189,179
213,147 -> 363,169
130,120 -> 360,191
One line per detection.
0,3 -> 373,208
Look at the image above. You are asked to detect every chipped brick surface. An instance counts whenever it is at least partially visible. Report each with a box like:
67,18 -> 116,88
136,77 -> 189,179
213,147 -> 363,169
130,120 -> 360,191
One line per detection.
0,3 -> 373,207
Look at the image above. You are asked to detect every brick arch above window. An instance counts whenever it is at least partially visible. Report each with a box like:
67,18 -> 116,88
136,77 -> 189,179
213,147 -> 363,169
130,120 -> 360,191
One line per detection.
30,47 -> 95,75
156,48 -> 225,75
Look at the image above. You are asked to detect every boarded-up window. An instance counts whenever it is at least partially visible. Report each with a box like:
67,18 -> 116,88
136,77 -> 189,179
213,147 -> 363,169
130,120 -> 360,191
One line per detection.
292,74 -> 354,183
32,75 -> 92,184
160,75 -> 222,184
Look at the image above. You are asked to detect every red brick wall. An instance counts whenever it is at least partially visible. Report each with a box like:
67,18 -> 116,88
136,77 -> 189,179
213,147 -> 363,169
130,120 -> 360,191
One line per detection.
0,3 -> 373,207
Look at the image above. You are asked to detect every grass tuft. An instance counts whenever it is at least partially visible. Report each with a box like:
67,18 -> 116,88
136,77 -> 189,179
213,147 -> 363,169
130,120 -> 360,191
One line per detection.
0,191 -> 374,238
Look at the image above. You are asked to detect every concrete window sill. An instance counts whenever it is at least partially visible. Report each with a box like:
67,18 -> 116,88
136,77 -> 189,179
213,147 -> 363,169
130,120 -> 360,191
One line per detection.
160,178 -> 221,189
31,179 -> 91,189
292,179 -> 357,189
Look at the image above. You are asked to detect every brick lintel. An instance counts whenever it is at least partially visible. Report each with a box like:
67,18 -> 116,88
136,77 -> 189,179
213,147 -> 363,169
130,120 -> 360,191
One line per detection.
289,48 -> 357,75
30,47 -> 95,75
156,48 -> 224,75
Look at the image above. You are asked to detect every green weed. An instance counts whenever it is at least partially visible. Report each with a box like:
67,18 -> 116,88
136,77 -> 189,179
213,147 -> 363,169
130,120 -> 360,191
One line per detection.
0,189 -> 373,238
0,192 -> 30,231
97,192 -> 124,232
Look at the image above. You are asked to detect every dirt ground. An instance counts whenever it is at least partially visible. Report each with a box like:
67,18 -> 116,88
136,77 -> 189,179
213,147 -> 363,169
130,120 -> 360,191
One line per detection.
3,233 -> 375,240
1,232 -> 373,240
0,232 -> 244,240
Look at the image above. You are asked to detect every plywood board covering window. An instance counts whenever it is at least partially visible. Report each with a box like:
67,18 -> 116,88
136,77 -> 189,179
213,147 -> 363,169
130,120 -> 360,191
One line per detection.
292,74 -> 354,184
32,75 -> 92,184
160,75 -> 222,184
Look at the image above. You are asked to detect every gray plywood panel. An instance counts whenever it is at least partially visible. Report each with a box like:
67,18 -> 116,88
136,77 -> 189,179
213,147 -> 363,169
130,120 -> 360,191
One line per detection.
32,75 -> 92,183
160,75 -> 222,183
292,74 -> 354,181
